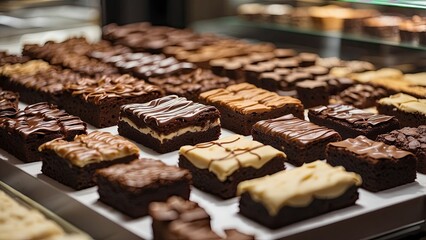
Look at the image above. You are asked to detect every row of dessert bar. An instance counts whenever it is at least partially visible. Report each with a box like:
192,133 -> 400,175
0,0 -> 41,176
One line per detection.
238,3 -> 426,45
0,92 -> 424,233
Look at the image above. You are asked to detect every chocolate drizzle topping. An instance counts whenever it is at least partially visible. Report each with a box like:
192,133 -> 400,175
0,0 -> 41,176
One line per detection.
255,114 -> 340,146
330,135 -> 413,162
122,95 -> 218,126
311,104 -> 394,126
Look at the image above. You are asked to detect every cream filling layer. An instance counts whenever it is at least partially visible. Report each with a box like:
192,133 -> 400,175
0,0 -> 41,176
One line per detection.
120,117 -> 220,143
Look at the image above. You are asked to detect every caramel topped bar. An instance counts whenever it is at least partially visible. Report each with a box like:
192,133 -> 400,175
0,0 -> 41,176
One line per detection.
0,60 -> 52,77
199,83 -> 303,135
39,131 -> 140,167
200,83 -> 301,114
238,161 -> 361,215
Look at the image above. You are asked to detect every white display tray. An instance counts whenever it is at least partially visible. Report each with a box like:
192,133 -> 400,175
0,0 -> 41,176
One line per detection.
0,103 -> 425,240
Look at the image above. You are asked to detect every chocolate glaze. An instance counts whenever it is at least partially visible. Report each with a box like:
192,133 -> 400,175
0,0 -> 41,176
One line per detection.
96,158 -> 191,190
311,104 -> 394,126
329,135 -> 413,161
66,75 -> 162,104
121,95 -> 219,126
255,114 -> 340,146
0,102 -> 86,139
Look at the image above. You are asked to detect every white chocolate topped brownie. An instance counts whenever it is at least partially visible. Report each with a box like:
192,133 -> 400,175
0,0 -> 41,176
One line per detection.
237,161 -> 361,215
179,134 -> 285,181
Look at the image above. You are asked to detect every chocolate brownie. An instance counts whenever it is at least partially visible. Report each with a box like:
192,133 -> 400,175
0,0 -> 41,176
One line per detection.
316,75 -> 354,95
147,69 -> 235,100
297,52 -> 318,67
308,104 -> 400,140
199,83 -> 304,135
149,196 -> 254,240
118,95 -> 221,153
0,102 -> 86,163
39,131 -> 139,190
238,161 -> 361,229
377,126 -> 426,174
377,93 -> 426,128
0,89 -> 19,117
179,135 -> 286,199
298,65 -> 329,77
95,159 -> 192,218
100,52 -> 197,80
23,38 -> 118,77
327,136 -> 417,192
252,114 -> 341,166
295,80 -> 329,108
334,84 -> 388,109
61,74 -> 163,128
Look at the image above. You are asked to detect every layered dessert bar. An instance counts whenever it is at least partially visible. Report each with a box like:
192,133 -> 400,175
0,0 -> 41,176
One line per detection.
377,126 -> 426,174
199,83 -> 303,135
327,135 -> 417,192
179,134 -> 286,199
308,104 -> 399,139
238,161 -> 361,229
95,159 -> 192,218
62,74 -> 163,128
149,196 -> 254,240
252,114 -> 341,166
147,69 -> 235,100
39,131 -> 140,190
118,95 -> 221,153
0,102 -> 86,163
377,93 -> 426,128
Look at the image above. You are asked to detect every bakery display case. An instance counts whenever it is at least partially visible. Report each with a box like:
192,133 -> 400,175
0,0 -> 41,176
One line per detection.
0,1 -> 426,240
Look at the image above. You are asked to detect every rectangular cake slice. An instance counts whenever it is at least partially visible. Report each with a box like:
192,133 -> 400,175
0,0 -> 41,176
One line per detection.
179,134 -> 286,199
199,83 -> 304,135
377,126 -> 426,174
327,135 -> 417,192
377,93 -> 426,128
118,95 -> 221,153
237,161 -> 361,229
94,159 -> 192,218
39,131 -> 140,190
149,196 -> 254,240
308,104 -> 400,139
0,89 -> 19,117
0,102 -> 87,163
252,114 -> 341,166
